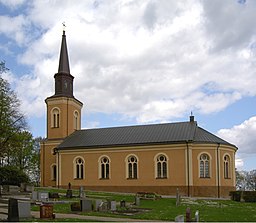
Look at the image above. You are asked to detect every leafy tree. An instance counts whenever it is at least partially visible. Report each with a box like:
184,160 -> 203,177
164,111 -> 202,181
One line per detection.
236,169 -> 256,191
0,63 -> 27,156
0,61 -> 40,186
0,166 -> 29,186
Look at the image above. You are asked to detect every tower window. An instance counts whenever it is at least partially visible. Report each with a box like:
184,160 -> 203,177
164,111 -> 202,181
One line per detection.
51,164 -> 57,181
74,111 -> 79,130
51,108 -> 60,128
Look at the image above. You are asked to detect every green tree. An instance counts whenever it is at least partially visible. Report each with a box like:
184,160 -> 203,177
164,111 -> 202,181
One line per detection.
0,63 -> 27,156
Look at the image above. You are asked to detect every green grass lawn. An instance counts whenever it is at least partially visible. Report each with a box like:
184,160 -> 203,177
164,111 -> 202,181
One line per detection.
32,188 -> 256,222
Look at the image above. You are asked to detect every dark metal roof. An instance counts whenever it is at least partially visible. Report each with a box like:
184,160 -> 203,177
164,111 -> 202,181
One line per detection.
58,30 -> 70,74
57,121 -> 236,150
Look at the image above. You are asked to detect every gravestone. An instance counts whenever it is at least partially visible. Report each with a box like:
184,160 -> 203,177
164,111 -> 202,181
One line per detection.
79,186 -> 85,198
176,188 -> 180,206
195,210 -> 199,222
32,191 -> 38,200
71,202 -> 81,212
94,199 -> 103,211
120,200 -> 126,208
110,201 -> 116,211
135,196 -> 140,206
25,185 -> 34,192
18,201 -> 31,218
66,189 -> 73,198
66,182 -> 72,198
175,215 -> 184,222
40,204 -> 54,219
8,198 -> 19,222
186,207 -> 191,222
38,191 -> 49,201
98,201 -> 108,212
80,199 -> 92,212
20,183 -> 26,192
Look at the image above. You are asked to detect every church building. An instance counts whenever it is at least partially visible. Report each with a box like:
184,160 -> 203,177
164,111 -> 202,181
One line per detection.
40,31 -> 237,198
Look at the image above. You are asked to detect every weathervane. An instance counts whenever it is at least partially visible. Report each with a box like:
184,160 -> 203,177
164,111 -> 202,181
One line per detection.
62,22 -> 66,31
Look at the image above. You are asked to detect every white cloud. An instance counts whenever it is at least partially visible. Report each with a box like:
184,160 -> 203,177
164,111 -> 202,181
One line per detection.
1,0 -> 256,127
217,116 -> 256,157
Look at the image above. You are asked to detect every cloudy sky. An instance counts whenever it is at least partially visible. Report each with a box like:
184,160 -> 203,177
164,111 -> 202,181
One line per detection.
1,0 -> 256,170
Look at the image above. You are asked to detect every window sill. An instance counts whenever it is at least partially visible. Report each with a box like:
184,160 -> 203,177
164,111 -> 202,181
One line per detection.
156,177 -> 167,180
74,178 -> 84,180
99,178 -> 109,180
127,178 -> 138,180
199,177 -> 211,179
224,177 -> 231,179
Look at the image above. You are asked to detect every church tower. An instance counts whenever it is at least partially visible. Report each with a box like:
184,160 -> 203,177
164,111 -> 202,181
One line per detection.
45,30 -> 83,139
40,30 -> 83,187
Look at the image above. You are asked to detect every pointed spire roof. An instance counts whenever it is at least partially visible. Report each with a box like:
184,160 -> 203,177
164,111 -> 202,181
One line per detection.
58,30 -> 70,74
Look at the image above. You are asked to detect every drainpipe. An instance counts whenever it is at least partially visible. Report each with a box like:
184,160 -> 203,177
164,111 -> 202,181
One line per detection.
57,150 -> 60,188
186,141 -> 190,197
217,143 -> 220,198
54,148 -> 60,188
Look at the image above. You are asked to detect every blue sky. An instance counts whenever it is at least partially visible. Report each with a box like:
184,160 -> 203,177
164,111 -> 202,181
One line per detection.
1,0 -> 256,170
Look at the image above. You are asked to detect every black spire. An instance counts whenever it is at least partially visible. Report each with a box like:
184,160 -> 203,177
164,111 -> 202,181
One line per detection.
58,30 -> 70,73
54,30 -> 74,97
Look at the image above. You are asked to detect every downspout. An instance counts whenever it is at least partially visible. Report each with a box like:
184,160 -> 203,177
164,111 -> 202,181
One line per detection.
43,141 -> 45,187
217,143 -> 220,198
186,141 -> 190,197
54,148 -> 60,188
57,149 -> 60,188
67,98 -> 69,136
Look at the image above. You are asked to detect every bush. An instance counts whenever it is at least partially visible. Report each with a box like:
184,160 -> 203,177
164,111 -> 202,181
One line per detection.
230,191 -> 256,202
242,191 -> 256,202
229,191 -> 242,201
0,166 -> 30,186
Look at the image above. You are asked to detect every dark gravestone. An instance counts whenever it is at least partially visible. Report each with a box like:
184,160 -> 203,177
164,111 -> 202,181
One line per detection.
66,189 -> 73,198
8,198 -> 19,222
186,207 -> 191,222
120,200 -> 126,208
71,202 -> 81,212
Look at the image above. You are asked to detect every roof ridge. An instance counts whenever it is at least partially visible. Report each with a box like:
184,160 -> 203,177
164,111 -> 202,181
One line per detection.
80,121 -> 192,131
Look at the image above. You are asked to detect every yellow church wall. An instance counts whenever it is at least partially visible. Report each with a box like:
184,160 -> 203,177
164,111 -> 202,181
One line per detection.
57,144 -> 188,188
191,145 -> 217,187
46,97 -> 82,139
40,139 -> 63,187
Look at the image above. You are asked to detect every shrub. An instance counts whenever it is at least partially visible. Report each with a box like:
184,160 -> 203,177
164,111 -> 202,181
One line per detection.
242,191 -> 256,202
229,191 -> 242,201
0,166 -> 30,186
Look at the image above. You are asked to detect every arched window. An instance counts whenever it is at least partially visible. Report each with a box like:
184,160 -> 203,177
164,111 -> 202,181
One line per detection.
199,153 -> 210,178
74,157 -> 84,179
224,155 -> 230,179
100,156 -> 110,179
51,108 -> 60,128
74,111 -> 79,130
156,154 -> 168,178
51,164 -> 57,181
127,155 -> 138,179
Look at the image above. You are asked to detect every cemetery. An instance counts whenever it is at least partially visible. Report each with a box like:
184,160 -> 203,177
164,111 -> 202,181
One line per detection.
1,184 -> 256,221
